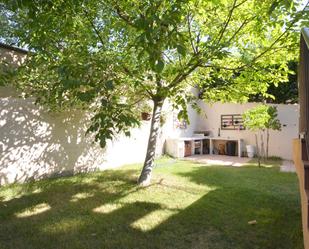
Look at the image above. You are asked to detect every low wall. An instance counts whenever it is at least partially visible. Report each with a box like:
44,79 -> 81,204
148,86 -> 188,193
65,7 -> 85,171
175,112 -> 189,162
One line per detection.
195,102 -> 299,160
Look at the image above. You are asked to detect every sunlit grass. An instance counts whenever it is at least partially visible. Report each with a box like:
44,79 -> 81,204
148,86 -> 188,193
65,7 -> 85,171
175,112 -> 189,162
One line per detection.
249,157 -> 282,168
70,192 -> 94,202
130,209 -> 178,232
0,158 -> 303,249
93,203 -> 123,214
15,203 -> 51,218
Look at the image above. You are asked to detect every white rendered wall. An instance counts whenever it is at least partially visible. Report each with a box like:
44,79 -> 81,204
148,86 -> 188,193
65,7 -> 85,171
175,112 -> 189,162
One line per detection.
0,46 -> 199,185
0,87 -> 175,185
0,46 -> 26,66
0,83 -> 299,185
195,102 -> 299,160
162,88 -> 200,139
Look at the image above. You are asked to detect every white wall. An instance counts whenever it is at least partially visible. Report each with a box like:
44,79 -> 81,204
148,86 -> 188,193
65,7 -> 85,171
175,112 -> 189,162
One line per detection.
0,82 -> 299,185
195,102 -> 299,160
162,89 -> 200,139
0,87 -> 175,185
0,46 -> 26,66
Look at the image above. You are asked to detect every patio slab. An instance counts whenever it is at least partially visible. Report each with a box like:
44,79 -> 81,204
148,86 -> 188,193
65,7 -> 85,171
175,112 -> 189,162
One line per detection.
182,155 -> 296,172
280,160 -> 296,173
182,155 -> 251,167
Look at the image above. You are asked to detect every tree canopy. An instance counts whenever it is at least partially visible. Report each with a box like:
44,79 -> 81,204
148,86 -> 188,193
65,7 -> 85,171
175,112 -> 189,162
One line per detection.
243,105 -> 281,132
248,60 -> 298,103
243,104 -> 281,165
1,0 -> 308,184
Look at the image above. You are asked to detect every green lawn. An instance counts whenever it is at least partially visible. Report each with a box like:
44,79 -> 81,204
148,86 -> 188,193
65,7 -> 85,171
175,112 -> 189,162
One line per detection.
0,158 -> 303,249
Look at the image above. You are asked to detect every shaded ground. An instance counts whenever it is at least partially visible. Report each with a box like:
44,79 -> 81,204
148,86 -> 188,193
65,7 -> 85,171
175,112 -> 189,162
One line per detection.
0,158 -> 303,249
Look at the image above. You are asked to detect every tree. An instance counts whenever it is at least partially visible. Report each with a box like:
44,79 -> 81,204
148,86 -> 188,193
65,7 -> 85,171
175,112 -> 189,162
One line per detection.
243,105 -> 281,167
1,0 -> 307,185
203,60 -> 299,104
249,60 -> 298,104
265,106 -> 281,159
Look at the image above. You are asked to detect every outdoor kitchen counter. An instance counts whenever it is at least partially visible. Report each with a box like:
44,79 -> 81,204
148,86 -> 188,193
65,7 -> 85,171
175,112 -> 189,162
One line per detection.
166,136 -> 244,158
208,137 -> 244,158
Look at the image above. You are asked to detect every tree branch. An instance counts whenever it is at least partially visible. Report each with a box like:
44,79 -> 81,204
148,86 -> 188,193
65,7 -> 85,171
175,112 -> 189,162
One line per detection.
234,0 -> 249,8
169,59 -> 201,88
226,16 -> 253,45
163,51 -> 174,63
200,44 -> 295,73
187,13 -> 198,54
83,10 -> 105,46
237,2 -> 309,70
215,0 -> 237,45
196,31 -> 201,53
117,61 -> 155,98
207,1 -> 309,73
199,64 -> 241,71
114,5 -> 136,27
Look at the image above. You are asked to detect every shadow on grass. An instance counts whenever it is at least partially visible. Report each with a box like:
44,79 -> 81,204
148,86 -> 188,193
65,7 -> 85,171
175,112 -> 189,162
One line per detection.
154,166 -> 302,249
0,165 -> 303,249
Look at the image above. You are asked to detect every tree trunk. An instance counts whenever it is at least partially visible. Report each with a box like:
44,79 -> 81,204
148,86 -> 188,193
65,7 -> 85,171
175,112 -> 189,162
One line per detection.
138,98 -> 164,186
266,128 -> 269,159
255,133 -> 261,168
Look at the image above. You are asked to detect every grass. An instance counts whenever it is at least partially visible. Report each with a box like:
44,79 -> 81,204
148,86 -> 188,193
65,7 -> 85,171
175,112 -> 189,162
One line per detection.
249,156 -> 283,168
0,158 -> 303,249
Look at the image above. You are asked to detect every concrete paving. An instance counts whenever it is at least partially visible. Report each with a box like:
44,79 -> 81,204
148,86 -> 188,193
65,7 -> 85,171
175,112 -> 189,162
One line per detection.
182,155 -> 251,167
280,160 -> 296,173
183,155 -> 296,172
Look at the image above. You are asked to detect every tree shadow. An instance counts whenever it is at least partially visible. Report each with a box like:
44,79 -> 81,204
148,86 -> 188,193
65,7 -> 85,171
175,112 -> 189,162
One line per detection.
0,166 -> 303,249
0,92 -> 105,185
147,166 -> 303,249
0,169 -> 158,248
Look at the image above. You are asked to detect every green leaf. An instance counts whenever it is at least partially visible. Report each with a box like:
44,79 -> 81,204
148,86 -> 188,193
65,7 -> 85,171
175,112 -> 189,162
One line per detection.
155,60 -> 164,73
99,139 -> 106,148
177,110 -> 184,120
105,80 -> 114,90
135,18 -> 147,30
268,1 -> 279,15
176,45 -> 186,56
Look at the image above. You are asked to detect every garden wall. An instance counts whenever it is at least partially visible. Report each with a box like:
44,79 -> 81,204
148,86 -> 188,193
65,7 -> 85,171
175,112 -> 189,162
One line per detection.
0,86 -> 299,185
0,87 -> 182,185
195,102 -> 299,160
0,41 -> 196,185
